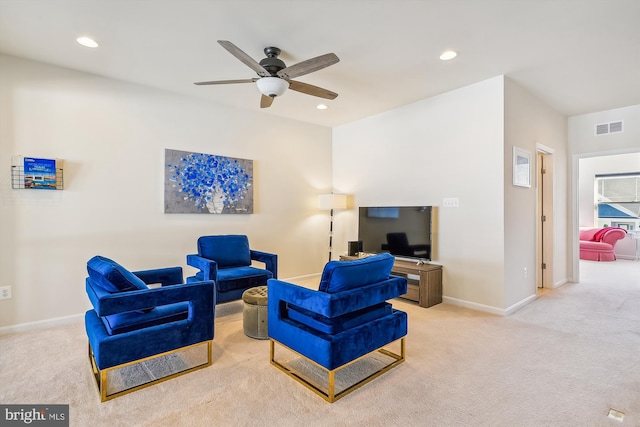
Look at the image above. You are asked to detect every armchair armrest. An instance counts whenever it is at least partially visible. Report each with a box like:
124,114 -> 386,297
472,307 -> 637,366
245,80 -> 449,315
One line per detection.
186,254 -> 218,281
251,250 -> 278,278
88,279 -> 215,317
602,228 -> 626,245
268,277 -> 406,319
133,266 -> 183,286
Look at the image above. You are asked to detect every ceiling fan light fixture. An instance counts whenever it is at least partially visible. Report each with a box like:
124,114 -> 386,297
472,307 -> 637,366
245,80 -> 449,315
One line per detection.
256,77 -> 289,97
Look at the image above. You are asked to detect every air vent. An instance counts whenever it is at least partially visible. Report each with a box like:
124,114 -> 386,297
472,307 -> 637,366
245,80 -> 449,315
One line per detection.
609,121 -> 623,133
595,121 -> 624,135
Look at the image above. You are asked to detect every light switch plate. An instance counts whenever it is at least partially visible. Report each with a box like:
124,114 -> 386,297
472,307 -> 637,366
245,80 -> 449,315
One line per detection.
443,197 -> 459,208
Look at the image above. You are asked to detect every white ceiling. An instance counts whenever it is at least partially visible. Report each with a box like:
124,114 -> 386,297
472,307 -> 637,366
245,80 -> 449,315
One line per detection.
1,0 -> 638,128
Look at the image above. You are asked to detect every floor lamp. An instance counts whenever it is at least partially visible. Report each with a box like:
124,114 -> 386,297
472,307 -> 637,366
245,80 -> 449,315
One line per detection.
318,193 -> 348,262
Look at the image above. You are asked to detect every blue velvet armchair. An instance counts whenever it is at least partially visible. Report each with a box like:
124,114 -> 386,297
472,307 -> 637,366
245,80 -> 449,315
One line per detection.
186,235 -> 277,304
268,253 -> 408,402
85,256 -> 215,401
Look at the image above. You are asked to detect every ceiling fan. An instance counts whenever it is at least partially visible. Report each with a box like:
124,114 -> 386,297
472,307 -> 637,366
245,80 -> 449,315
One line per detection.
194,40 -> 339,108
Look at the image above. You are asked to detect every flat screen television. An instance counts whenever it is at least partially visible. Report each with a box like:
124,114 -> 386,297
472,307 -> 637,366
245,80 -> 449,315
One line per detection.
357,206 -> 433,261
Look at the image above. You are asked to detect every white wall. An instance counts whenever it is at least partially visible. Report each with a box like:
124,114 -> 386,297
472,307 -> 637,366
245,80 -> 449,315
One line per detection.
333,76 -> 569,313
504,77 -> 568,306
569,105 -> 640,156
0,54 -> 333,329
333,76 -> 507,310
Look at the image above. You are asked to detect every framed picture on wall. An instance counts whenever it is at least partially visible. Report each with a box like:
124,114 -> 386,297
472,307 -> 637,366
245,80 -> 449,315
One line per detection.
164,149 -> 253,214
513,147 -> 531,188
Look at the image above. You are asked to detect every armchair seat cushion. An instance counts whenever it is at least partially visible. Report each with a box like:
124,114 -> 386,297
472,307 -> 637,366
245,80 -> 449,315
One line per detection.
287,302 -> 392,335
101,302 -> 189,335
194,266 -> 273,293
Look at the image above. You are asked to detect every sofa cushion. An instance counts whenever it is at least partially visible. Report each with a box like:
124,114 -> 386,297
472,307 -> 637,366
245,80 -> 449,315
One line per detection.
318,253 -> 394,294
580,240 -> 613,251
87,256 -> 148,293
579,229 -> 599,242
197,235 -> 251,268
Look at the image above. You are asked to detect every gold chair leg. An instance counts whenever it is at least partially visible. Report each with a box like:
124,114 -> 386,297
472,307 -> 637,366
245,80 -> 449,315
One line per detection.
270,337 -> 406,403
88,340 -> 213,402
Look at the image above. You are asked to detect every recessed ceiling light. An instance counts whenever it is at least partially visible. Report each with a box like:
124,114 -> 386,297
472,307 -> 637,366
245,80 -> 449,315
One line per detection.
439,50 -> 457,61
77,37 -> 99,48
316,104 -> 328,110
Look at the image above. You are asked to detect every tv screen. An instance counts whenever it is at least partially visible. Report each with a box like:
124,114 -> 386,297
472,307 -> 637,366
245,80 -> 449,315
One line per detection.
357,206 -> 432,261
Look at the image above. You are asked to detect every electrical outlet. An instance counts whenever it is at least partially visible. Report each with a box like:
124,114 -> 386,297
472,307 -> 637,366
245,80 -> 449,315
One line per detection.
443,197 -> 459,208
0,286 -> 11,300
523,267 -> 528,278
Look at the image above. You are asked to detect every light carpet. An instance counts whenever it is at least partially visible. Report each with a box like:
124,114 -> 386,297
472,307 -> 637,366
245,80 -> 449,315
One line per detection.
0,260 -> 638,426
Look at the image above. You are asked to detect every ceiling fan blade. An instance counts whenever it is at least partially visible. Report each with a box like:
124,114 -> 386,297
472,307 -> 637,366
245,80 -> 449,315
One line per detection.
217,40 -> 271,77
277,53 -> 339,80
288,80 -> 338,100
260,95 -> 274,108
194,78 -> 258,85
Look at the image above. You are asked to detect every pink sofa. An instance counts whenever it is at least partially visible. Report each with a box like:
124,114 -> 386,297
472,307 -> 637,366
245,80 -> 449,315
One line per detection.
579,227 -> 627,261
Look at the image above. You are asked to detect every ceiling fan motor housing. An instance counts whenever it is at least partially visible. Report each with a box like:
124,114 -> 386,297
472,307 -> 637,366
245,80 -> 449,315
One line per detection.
260,47 -> 286,75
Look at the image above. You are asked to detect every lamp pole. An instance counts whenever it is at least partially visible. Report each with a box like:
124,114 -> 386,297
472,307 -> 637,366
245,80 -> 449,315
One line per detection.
328,208 -> 334,262
318,193 -> 348,263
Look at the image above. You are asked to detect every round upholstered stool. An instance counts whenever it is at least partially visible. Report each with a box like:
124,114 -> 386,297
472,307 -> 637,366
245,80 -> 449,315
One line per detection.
242,286 -> 268,339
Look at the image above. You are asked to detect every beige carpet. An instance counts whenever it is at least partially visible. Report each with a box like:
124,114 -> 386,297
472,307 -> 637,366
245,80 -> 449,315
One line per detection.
1,260 -> 638,426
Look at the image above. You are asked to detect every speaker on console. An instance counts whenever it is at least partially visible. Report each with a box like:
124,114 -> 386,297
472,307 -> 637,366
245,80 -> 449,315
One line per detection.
348,241 -> 363,256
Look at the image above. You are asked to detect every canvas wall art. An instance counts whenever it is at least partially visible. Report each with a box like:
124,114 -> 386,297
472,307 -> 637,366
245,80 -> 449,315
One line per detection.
165,149 -> 253,214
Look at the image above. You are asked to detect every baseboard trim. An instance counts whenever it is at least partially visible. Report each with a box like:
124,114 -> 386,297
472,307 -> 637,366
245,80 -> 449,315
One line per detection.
442,296 -> 505,316
442,293 -> 538,316
284,273 -> 321,282
552,278 -> 569,289
504,294 -> 538,315
0,313 -> 83,335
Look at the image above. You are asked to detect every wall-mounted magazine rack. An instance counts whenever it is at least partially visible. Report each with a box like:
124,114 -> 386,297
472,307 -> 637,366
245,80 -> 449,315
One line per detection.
11,156 -> 64,190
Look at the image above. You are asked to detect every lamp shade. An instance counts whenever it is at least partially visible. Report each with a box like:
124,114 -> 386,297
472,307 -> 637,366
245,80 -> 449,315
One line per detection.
318,194 -> 347,210
256,77 -> 289,97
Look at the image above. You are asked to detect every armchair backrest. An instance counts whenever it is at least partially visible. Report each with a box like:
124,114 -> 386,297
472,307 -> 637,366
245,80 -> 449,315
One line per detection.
197,235 -> 251,268
319,253 -> 394,293
87,255 -> 149,293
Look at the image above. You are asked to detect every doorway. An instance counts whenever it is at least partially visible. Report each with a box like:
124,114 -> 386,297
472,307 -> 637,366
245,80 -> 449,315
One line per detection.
575,151 -> 640,282
537,145 -> 554,291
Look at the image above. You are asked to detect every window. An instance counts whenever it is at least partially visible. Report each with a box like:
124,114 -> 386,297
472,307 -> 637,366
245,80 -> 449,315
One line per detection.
595,173 -> 640,230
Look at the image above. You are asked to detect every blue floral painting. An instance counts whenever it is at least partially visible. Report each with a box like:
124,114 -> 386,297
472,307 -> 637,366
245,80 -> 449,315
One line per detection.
164,149 -> 253,214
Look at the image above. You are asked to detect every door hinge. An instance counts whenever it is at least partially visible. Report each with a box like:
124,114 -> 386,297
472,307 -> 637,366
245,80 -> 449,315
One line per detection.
541,215 -> 546,222
541,263 -> 547,270
541,168 -> 546,174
